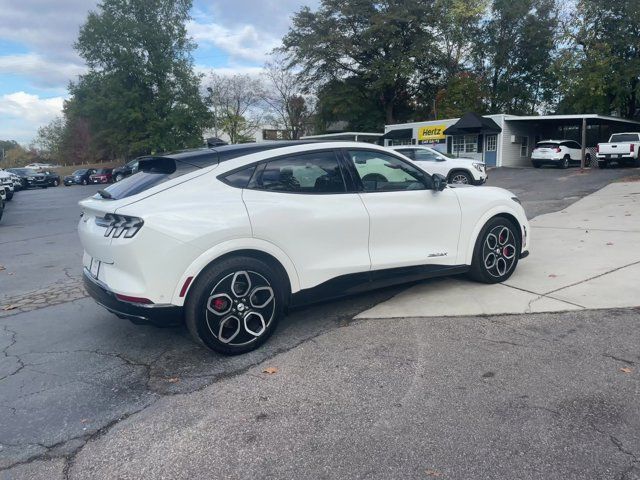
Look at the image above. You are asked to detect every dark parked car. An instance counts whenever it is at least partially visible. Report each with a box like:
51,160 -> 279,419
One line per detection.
6,168 -> 49,189
64,169 -> 96,186
42,171 -> 61,187
89,168 -> 113,184
112,158 -> 143,182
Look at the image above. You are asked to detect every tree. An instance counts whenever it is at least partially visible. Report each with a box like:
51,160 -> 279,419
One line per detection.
33,117 -> 66,162
478,0 -> 559,114
205,73 -> 265,143
555,0 -> 640,118
70,0 -> 209,159
435,72 -> 489,118
262,56 -> 315,140
281,0 -> 439,125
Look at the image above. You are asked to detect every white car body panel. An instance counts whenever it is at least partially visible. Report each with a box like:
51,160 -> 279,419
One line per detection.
390,146 -> 487,184
78,141 -> 529,310
358,189 -> 461,268
597,133 -> 640,160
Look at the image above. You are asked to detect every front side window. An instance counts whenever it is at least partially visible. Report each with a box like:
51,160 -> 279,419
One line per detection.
347,150 -> 431,192
254,151 -> 346,194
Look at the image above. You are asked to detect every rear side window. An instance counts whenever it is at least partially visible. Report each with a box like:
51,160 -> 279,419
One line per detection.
253,151 -> 346,194
220,165 -> 256,188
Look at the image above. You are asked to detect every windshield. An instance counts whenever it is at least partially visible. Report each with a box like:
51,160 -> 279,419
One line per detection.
73,169 -> 87,175
610,133 -> 640,143
536,142 -> 560,148
95,169 -> 110,174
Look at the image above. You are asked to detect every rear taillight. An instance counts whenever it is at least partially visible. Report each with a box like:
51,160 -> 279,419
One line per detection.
596,144 -> 600,153
555,147 -> 562,153
115,294 -> 152,304
631,144 -> 635,153
95,213 -> 144,238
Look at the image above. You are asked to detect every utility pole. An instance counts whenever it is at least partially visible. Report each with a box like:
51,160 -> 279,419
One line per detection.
580,117 -> 587,172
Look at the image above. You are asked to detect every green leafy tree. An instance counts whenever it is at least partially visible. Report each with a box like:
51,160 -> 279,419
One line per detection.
478,0 -> 558,114
556,0 -> 640,118
282,0 -> 439,125
33,117 -> 66,162
70,0 -> 209,159
435,72 -> 489,118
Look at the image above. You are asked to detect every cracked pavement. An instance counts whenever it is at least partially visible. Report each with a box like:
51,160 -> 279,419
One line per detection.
1,169 -> 639,479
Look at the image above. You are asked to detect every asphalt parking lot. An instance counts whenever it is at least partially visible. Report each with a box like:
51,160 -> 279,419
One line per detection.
1,166 -> 639,479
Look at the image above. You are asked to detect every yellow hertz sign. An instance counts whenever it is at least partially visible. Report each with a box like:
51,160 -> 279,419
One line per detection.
418,125 -> 447,141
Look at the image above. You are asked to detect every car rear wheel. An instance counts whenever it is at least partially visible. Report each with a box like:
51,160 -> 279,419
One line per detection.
559,156 -> 570,169
114,173 -> 123,182
185,256 -> 285,355
53,179 -> 59,187
449,171 -> 472,184
469,217 -> 520,284
598,160 -> 609,169
81,179 -> 88,185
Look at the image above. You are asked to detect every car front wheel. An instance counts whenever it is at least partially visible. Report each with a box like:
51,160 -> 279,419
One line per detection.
469,217 -> 521,284
114,174 -> 123,182
449,171 -> 472,184
185,256 -> 285,355
559,156 -> 570,169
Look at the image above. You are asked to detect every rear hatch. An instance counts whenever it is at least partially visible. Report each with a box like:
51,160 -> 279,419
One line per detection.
532,143 -> 560,158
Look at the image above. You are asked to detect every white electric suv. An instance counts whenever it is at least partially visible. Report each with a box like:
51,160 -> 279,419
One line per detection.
390,146 -> 487,185
78,142 -> 529,355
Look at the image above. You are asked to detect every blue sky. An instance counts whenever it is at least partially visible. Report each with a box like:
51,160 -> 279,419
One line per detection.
0,0 -> 317,145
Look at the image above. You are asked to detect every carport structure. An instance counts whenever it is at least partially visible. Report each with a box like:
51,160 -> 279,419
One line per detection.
504,114 -> 640,168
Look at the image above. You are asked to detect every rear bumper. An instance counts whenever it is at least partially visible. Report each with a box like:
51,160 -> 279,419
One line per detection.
83,270 -> 183,326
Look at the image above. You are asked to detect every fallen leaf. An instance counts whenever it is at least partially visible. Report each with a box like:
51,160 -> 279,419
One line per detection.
425,469 -> 443,477
606,242 -> 614,246
7,272 -> 14,276
262,367 -> 278,375
625,213 -> 632,216
620,367 -> 633,374
166,377 -> 180,383
548,274 -> 558,278
0,265 -> 5,271
2,305 -> 17,311
80,418 -> 90,424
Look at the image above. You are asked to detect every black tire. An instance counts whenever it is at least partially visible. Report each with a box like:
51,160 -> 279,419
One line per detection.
585,154 -> 592,167
598,160 -> 608,169
558,156 -> 570,169
53,179 -> 59,187
468,217 -> 521,284
448,170 -> 473,184
114,174 -> 124,182
532,161 -> 541,168
633,158 -> 640,168
6,191 -> 13,201
81,179 -> 88,185
0,201 -> 3,222
185,256 -> 286,355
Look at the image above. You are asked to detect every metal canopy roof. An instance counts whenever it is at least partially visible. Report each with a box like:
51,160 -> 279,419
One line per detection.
505,114 -> 640,125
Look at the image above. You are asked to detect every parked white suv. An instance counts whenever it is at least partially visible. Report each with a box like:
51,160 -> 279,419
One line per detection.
531,140 -> 588,169
0,171 -> 15,200
78,142 -> 529,355
390,146 -> 487,185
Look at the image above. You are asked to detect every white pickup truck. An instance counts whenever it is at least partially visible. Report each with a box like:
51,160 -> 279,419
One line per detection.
596,132 -> 640,168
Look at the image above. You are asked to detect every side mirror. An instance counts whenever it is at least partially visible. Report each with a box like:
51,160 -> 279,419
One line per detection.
432,173 -> 447,191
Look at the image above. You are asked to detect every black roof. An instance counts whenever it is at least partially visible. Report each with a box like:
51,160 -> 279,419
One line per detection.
164,141 -> 322,168
443,112 -> 502,135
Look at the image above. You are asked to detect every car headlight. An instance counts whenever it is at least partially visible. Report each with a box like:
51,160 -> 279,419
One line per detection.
472,163 -> 485,172
511,196 -> 522,205
95,213 -> 144,238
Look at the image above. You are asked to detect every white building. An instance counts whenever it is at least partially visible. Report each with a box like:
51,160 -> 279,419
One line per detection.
381,113 -> 640,167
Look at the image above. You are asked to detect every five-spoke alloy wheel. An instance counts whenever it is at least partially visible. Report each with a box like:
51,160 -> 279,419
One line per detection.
469,217 -> 521,284
186,256 -> 285,355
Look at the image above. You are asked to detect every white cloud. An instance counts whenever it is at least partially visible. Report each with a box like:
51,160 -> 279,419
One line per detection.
0,53 -> 85,88
0,91 -> 65,143
188,21 -> 280,63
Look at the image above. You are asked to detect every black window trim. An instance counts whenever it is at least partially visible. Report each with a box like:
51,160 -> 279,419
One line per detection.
218,148 -> 353,195
339,148 -> 434,193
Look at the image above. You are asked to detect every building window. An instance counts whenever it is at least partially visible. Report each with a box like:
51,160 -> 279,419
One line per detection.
520,136 -> 529,157
486,135 -> 497,152
389,139 -> 414,146
453,135 -> 478,154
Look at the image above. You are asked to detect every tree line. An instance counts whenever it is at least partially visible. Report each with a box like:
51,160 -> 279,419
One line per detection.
3,0 -> 639,166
